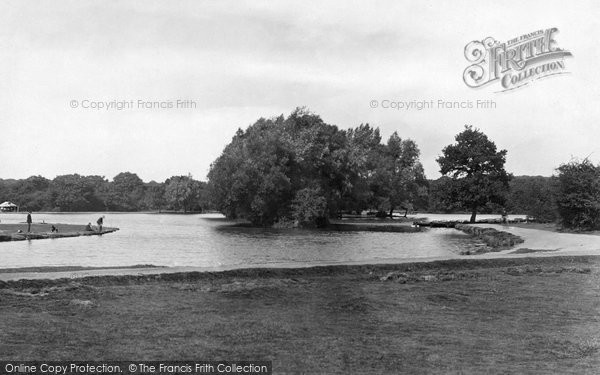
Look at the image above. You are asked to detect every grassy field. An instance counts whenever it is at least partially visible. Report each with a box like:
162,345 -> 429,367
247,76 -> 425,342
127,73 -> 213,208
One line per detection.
1,256 -> 599,374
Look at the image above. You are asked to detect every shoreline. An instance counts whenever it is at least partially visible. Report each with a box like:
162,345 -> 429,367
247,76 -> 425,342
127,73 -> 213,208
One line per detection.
1,253 -> 599,284
2,221 -> 600,281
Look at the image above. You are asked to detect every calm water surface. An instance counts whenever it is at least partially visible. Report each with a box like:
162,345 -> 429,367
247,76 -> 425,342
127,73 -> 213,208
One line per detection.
0,213 -> 523,269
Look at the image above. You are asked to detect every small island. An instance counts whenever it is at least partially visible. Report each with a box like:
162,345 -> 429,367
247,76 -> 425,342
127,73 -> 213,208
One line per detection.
0,223 -> 119,242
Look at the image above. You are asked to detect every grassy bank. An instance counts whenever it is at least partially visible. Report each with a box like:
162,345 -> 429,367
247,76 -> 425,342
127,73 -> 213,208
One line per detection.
1,257 -> 599,373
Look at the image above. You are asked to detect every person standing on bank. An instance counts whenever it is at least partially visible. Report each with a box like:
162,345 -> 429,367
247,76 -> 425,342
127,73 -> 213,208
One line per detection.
97,216 -> 105,233
26,211 -> 32,232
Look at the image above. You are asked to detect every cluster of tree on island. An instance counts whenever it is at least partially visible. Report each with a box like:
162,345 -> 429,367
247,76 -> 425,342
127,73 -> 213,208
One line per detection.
2,108 -> 599,231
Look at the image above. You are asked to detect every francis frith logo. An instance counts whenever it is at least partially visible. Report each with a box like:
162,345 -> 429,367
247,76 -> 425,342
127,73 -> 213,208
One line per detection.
463,28 -> 572,92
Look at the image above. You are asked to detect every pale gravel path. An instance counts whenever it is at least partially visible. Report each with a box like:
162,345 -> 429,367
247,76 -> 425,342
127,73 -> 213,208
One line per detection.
470,224 -> 600,257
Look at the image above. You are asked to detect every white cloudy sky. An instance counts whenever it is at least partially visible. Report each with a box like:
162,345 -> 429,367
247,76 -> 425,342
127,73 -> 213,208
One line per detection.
1,0 -> 599,182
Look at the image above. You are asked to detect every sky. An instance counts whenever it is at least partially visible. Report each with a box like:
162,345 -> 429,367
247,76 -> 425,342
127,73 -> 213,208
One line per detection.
1,0 -> 599,182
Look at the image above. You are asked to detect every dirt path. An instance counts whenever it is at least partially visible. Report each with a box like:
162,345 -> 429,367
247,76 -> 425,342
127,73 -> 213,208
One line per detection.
472,224 -> 600,256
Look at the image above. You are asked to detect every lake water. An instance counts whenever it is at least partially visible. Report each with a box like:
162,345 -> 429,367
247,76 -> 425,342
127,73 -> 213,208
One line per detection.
0,212 -> 524,269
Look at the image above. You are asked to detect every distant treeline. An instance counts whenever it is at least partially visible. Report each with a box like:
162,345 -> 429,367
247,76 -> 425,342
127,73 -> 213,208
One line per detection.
0,173 -> 210,212
0,172 -> 555,219
428,175 -> 556,221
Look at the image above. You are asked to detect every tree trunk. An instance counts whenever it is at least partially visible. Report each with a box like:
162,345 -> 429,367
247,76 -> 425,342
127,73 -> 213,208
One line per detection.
403,208 -> 408,217
389,208 -> 394,218
470,206 -> 477,223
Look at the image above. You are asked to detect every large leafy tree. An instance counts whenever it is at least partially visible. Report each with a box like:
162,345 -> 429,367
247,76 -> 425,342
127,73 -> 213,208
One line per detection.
108,172 -> 145,211
164,175 -> 206,212
51,174 -> 107,211
437,125 -> 511,223
209,108 -> 358,226
208,115 -> 295,225
343,124 -> 382,213
10,176 -> 51,211
208,108 -> 428,226
286,108 -> 353,219
370,133 -> 428,217
555,159 -> 600,230
143,181 -> 166,212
